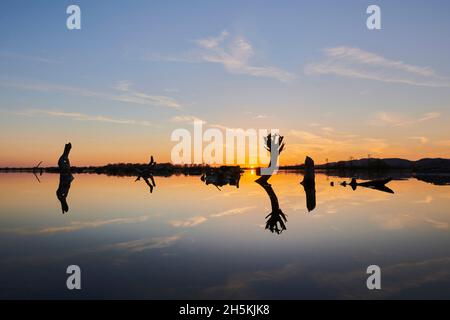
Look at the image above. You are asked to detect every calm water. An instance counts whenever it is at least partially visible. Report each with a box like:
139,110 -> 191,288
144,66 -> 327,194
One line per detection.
0,171 -> 449,299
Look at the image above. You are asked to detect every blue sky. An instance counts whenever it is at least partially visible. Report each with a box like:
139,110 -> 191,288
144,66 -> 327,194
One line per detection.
0,0 -> 449,166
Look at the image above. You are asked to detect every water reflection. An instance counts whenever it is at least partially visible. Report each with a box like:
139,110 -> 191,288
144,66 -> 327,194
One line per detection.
56,143 -> 74,213
255,133 -> 288,233
33,171 -> 42,183
32,161 -> 44,183
1,171 -> 450,299
414,174 -> 450,186
135,156 -> 157,193
301,181 -> 316,212
337,177 -> 395,194
56,173 -> 73,213
255,175 -> 287,234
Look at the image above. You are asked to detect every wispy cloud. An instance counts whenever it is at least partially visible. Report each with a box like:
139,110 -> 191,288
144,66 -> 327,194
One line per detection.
114,80 -> 182,109
210,206 -> 255,218
289,130 -> 323,141
12,215 -> 151,235
305,46 -> 450,87
168,114 -> 235,132
194,31 -> 295,82
169,216 -> 207,228
169,206 -> 255,228
409,136 -> 429,144
169,115 -> 205,124
414,196 -> 433,204
9,108 -> 156,127
425,219 -> 449,230
145,30 -> 294,82
288,129 -> 387,157
0,80 -> 99,97
373,111 -> 440,127
321,126 -> 335,133
373,212 -> 450,231
142,52 -> 201,64
0,51 -> 61,64
204,256 -> 450,299
254,114 -> 268,119
322,257 -> 450,298
101,235 -> 181,252
0,79 -> 182,109
435,140 -> 450,147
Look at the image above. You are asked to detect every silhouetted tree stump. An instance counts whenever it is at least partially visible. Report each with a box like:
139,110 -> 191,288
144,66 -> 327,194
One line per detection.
301,156 -> 316,212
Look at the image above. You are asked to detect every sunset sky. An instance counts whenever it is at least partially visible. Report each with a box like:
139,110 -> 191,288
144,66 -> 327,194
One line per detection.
0,0 -> 449,167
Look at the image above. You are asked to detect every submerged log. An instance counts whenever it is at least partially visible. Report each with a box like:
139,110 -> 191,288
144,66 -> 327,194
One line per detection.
354,177 -> 392,188
347,177 -> 394,194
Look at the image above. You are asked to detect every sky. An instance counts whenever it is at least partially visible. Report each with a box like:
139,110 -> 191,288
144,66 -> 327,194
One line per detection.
0,0 -> 449,167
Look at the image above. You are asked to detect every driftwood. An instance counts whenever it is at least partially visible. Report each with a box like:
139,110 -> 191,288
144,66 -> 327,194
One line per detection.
340,177 -> 394,194
352,177 -> 392,188
135,155 -> 157,193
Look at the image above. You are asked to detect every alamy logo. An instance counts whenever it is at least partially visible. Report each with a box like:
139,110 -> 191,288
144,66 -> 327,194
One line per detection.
366,5 -> 381,30
171,121 -> 282,174
366,265 -> 381,290
66,265 -> 81,290
66,5 -> 81,30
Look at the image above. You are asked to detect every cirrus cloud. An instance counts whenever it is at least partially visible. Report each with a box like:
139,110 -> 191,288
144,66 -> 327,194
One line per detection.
194,31 -> 295,82
305,46 -> 450,88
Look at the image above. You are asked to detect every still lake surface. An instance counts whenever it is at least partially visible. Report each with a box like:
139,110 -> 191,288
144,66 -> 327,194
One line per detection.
0,171 -> 449,299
